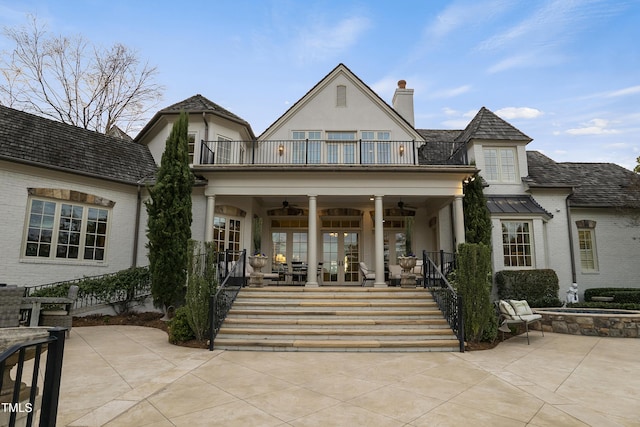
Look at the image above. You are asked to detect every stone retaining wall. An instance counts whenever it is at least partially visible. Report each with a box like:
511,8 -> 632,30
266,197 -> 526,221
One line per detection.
536,310 -> 640,338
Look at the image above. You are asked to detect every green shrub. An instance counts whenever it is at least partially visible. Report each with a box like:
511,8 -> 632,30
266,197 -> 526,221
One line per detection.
168,306 -> 195,344
31,267 -> 151,313
185,241 -> 217,341
583,288 -> 640,304
495,269 -> 562,307
455,243 -> 496,343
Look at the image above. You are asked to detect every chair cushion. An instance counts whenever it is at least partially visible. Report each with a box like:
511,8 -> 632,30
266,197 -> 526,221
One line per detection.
499,300 -> 517,317
509,300 -> 533,316
518,314 -> 542,322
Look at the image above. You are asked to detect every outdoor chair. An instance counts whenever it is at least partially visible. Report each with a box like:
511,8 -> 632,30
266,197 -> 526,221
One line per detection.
359,262 -> 375,287
388,264 -> 402,286
495,299 -> 544,344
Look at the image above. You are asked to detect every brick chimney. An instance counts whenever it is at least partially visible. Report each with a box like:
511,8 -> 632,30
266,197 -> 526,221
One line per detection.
392,80 -> 414,127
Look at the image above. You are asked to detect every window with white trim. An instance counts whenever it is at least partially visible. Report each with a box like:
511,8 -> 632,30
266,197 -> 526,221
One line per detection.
24,199 -> 109,261
362,131 -> 391,164
188,132 -> 197,164
501,221 -> 533,267
484,148 -> 517,182
217,136 -> 232,164
327,131 -> 356,164
576,220 -> 598,271
292,131 -> 322,163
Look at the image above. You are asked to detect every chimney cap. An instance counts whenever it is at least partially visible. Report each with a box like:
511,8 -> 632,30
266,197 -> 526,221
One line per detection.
397,80 -> 407,89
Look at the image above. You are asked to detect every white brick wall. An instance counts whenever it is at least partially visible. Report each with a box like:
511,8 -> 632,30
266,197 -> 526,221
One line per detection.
571,207 -> 640,294
1,161 -> 141,286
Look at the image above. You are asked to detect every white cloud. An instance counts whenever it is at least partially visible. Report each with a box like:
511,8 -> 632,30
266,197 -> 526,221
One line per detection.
431,85 -> 471,99
294,16 -> 371,63
495,107 -> 543,119
604,85 -> 640,98
565,118 -> 621,135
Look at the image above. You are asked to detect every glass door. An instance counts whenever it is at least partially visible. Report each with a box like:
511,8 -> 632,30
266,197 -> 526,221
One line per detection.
322,231 -> 360,285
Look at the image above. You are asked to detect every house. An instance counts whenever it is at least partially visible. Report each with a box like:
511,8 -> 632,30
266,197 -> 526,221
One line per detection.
0,105 -> 156,285
2,63 -> 639,299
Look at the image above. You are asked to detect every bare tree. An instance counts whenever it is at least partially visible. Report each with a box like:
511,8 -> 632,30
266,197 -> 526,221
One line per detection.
0,15 -> 163,134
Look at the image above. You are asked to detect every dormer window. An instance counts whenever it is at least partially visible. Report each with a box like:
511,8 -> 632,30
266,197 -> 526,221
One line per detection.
484,147 -> 517,183
336,85 -> 347,107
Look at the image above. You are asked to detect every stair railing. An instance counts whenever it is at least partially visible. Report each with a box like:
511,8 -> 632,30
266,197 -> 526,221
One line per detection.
422,250 -> 465,352
208,249 -> 247,350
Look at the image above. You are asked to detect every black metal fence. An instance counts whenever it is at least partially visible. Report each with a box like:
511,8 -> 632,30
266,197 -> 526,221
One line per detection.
24,268 -> 151,314
208,250 -> 247,350
0,328 -> 66,427
423,250 -> 464,352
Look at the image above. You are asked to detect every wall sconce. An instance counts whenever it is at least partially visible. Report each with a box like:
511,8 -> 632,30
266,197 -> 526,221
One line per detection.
278,144 -> 284,156
399,145 -> 405,157
463,175 -> 476,184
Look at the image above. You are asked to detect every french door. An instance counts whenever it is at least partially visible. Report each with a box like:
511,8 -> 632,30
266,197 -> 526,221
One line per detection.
322,231 -> 360,285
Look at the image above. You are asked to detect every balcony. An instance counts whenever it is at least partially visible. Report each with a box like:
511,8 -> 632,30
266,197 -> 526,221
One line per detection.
199,140 -> 468,166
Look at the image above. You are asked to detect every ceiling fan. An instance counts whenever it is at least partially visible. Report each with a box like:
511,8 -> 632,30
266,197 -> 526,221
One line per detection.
397,200 -> 416,215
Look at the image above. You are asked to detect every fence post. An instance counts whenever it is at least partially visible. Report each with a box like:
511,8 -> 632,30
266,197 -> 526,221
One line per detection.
39,327 -> 66,427
457,295 -> 465,353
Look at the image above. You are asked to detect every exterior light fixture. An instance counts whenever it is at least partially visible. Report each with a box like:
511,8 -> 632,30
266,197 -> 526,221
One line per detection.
399,145 -> 405,156
278,144 -> 284,156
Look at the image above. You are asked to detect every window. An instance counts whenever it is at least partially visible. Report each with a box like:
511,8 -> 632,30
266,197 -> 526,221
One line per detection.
336,85 -> 347,107
217,136 -> 232,164
484,148 -> 517,182
576,220 -> 598,271
327,131 -> 356,164
213,216 -> 241,253
362,131 -> 391,164
501,221 -> 533,267
187,132 -> 197,164
24,199 -> 109,262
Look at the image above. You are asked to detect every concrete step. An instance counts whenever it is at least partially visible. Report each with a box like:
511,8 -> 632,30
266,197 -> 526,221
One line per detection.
213,338 -> 461,352
222,318 -> 449,329
214,286 -> 459,352
218,327 -> 457,340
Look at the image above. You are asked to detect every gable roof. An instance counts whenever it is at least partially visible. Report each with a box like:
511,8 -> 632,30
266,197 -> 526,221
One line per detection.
135,94 -> 255,142
0,105 -> 157,185
455,107 -> 532,143
259,63 -> 423,141
526,151 -> 640,208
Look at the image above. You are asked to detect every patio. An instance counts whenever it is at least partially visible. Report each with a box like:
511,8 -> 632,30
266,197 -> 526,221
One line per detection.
57,326 -> 640,426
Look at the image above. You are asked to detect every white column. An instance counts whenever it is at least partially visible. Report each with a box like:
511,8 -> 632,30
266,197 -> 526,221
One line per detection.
306,195 -> 319,286
453,195 -> 465,249
205,195 -> 216,242
374,195 -> 387,287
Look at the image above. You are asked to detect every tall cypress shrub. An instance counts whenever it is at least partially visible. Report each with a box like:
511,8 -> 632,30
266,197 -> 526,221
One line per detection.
146,111 -> 194,311
456,243 -> 496,342
463,177 -> 492,246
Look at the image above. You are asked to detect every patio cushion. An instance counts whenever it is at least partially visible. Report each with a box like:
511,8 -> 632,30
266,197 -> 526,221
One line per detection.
509,300 -> 533,316
499,300 -> 517,317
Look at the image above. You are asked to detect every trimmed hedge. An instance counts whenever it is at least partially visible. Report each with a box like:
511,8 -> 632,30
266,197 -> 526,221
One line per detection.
495,269 -> 562,307
583,287 -> 640,304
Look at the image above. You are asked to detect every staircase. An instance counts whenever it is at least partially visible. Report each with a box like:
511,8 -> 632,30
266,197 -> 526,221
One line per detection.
214,287 -> 460,352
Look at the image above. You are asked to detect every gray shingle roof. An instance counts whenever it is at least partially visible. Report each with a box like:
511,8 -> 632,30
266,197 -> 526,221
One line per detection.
135,94 -> 255,142
487,195 -> 553,218
416,130 -> 466,165
526,151 -> 640,208
455,107 -> 532,143
0,105 -> 157,185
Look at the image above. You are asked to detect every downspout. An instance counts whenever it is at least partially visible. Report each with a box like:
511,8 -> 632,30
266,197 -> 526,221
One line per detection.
132,180 -> 142,267
202,112 -> 209,164
565,190 -> 577,284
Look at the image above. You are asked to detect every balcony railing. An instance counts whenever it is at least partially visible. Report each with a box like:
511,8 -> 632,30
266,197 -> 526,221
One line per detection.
198,139 -> 468,166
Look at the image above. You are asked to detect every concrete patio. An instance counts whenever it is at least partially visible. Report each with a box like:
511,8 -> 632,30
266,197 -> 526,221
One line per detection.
57,326 -> 640,426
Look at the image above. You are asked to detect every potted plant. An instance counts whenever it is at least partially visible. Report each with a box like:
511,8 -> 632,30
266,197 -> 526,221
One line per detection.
249,216 -> 267,274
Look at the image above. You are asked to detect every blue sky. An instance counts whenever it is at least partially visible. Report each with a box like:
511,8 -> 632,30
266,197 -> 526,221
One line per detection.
1,0 -> 639,170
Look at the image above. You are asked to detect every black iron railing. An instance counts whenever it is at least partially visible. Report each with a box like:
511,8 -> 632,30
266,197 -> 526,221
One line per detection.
208,250 -> 247,351
198,139 -> 451,166
0,328 -> 66,427
423,250 -> 464,352
24,268 -> 151,314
